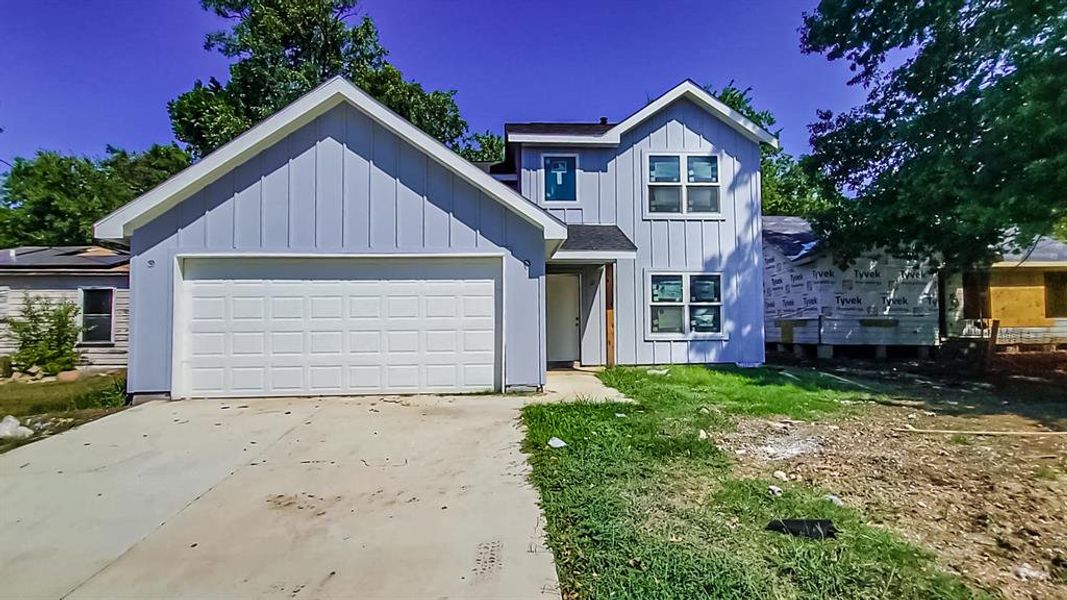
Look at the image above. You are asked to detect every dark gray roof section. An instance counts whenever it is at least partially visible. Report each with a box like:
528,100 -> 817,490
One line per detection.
505,122 -> 615,136
0,246 -> 129,270
762,216 -> 821,261
560,225 -> 637,252
1001,235 -> 1067,264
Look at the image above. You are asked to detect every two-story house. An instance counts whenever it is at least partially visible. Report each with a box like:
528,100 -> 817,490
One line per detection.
95,78 -> 775,400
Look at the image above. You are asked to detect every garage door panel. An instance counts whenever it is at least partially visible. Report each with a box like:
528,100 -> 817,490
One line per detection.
177,257 -> 501,397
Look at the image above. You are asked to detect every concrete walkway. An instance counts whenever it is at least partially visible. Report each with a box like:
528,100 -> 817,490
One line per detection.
541,369 -> 631,403
0,395 -> 559,599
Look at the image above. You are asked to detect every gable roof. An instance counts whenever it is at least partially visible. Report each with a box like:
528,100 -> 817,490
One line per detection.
762,216 -> 821,262
504,80 -> 780,149
94,77 -> 568,244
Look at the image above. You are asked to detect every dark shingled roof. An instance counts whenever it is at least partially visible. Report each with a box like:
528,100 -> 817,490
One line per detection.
560,225 -> 637,252
0,246 -> 129,271
505,122 -> 615,136
762,216 -> 821,262
1001,235 -> 1067,264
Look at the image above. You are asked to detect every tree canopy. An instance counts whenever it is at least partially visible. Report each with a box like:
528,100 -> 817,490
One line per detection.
170,0 -> 501,160
707,83 -> 837,217
801,0 -> 1067,267
0,145 -> 190,247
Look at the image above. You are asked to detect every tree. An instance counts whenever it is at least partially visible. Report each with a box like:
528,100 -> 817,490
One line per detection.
707,82 -> 836,217
0,144 -> 189,246
801,0 -> 1067,267
170,0 -> 485,159
458,131 -> 505,163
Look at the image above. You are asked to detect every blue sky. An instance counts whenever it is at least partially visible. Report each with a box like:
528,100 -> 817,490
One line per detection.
0,0 -> 866,168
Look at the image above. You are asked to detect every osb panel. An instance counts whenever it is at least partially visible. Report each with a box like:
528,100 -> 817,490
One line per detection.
989,270 -> 1050,327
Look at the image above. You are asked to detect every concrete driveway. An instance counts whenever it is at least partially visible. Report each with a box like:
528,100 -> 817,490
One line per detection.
0,394 -> 560,599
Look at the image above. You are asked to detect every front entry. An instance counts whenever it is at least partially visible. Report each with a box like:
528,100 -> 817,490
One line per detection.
546,273 -> 580,364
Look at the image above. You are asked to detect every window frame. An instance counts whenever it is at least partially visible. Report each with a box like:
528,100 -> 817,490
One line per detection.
645,271 -> 727,340
1045,271 -> 1067,318
540,152 -> 580,205
79,287 -> 115,345
643,150 -> 724,220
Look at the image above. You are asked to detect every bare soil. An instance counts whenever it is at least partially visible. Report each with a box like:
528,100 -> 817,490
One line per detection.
730,360 -> 1067,599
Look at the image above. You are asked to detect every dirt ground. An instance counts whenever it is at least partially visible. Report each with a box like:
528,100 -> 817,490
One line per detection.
729,355 -> 1067,599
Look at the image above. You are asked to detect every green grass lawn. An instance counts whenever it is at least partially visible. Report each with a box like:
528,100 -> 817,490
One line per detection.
0,373 -> 126,453
522,365 -> 989,599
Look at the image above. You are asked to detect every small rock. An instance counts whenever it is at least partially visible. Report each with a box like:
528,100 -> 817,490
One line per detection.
27,365 -> 42,376
547,437 -> 567,449
57,370 -> 81,382
698,429 -> 709,440
768,485 -> 784,497
698,406 -> 710,415
614,413 -> 627,418
734,449 -> 747,455
773,470 -> 789,481
647,368 -> 669,376
824,494 -> 844,507
0,415 -> 34,440
1012,563 -> 1049,582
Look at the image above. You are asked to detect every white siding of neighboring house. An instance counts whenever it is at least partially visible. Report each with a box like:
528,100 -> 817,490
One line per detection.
0,275 -> 129,368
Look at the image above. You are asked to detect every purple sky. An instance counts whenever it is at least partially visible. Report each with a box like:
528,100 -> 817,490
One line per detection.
0,0 -> 865,169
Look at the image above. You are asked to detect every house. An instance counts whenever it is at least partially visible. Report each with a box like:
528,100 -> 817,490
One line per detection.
943,235 -> 1067,347
762,216 -> 940,358
0,246 -> 129,368
94,78 -> 774,400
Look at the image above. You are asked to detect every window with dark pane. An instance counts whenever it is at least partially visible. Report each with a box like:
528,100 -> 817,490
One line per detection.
690,275 -> 721,303
81,288 -> 113,343
543,156 -> 577,201
689,305 -> 721,333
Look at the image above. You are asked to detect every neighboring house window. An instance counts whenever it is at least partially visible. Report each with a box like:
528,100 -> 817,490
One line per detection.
1046,272 -> 1067,318
81,288 -> 114,343
647,153 -> 720,215
543,154 -> 578,202
648,273 -> 723,336
962,271 -> 990,319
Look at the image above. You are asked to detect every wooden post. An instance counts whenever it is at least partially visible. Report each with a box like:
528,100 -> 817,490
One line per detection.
605,263 -> 616,366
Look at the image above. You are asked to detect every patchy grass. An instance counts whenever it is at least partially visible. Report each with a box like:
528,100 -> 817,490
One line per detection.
522,365 -> 988,599
0,373 -> 126,453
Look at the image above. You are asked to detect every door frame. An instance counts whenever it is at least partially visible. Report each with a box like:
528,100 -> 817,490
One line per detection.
546,272 -> 582,365
170,252 -> 507,398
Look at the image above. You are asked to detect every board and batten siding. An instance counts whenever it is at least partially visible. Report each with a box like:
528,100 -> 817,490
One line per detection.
522,99 -> 765,364
129,103 -> 546,395
0,276 -> 130,367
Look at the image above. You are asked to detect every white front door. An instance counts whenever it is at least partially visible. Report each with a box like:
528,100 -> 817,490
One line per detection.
173,256 -> 501,398
546,274 -> 580,363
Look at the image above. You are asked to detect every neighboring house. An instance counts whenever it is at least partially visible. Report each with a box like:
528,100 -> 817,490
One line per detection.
0,246 -> 129,368
762,216 -> 940,357
943,236 -> 1067,346
94,78 -> 774,400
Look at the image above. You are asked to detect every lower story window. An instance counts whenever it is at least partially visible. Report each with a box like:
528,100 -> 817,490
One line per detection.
649,273 -> 723,336
81,288 -> 114,343
1046,272 -> 1067,318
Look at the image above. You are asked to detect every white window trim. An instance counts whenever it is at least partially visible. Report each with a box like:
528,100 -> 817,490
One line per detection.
642,150 -> 724,220
540,152 -> 581,206
645,271 -> 727,340
78,286 -> 116,345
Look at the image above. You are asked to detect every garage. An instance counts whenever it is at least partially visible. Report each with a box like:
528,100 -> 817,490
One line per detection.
173,256 -> 502,398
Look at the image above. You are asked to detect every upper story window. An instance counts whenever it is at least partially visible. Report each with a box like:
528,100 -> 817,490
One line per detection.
543,154 -> 578,202
81,287 -> 114,344
647,153 -> 720,216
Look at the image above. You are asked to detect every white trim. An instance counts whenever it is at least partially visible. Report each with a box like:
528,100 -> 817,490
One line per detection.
170,253 -> 507,399
539,152 -> 581,206
95,77 -> 567,244
505,80 -> 780,149
642,150 -> 724,220
644,271 -> 728,341
549,250 -> 636,262
77,286 -> 116,345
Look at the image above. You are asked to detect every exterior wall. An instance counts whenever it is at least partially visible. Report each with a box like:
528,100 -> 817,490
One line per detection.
0,275 -> 129,367
763,244 -> 939,346
128,104 -> 546,394
944,269 -> 1067,344
524,99 -> 765,364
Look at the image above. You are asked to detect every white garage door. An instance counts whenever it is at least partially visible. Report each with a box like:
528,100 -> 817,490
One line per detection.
174,257 -> 501,398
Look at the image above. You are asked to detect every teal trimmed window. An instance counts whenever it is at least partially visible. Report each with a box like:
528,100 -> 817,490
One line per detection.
543,155 -> 577,202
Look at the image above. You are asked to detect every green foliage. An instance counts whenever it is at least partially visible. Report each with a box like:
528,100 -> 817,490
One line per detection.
0,144 -> 190,246
458,131 -> 505,163
0,355 -> 12,378
170,0 -> 485,159
521,365 -> 983,599
801,0 -> 1067,268
5,296 -> 81,375
707,83 -> 839,217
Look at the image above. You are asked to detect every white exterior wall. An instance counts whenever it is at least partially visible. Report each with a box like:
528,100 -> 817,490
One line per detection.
763,245 -> 939,346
